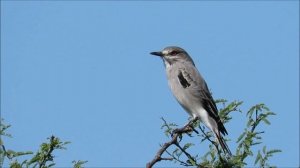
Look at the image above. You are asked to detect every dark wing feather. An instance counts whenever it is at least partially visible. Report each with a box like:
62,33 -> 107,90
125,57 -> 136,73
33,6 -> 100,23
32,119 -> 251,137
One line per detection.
200,83 -> 228,135
178,71 -> 191,88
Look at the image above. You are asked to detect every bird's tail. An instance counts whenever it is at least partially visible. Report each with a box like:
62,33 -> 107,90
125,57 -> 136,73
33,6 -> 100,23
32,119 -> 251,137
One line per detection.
215,132 -> 232,157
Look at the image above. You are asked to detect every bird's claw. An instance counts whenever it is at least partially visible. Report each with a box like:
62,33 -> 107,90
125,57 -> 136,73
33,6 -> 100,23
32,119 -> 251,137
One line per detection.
171,128 -> 180,137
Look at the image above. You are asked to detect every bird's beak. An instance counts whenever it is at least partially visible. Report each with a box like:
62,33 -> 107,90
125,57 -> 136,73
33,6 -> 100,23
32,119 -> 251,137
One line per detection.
150,51 -> 164,57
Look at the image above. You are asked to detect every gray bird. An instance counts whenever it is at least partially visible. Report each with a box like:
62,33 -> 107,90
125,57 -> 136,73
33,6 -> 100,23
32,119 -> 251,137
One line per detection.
151,46 -> 232,156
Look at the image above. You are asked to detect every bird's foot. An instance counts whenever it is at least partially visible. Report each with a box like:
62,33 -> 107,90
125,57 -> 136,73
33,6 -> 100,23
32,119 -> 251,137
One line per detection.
171,128 -> 182,137
171,117 -> 200,137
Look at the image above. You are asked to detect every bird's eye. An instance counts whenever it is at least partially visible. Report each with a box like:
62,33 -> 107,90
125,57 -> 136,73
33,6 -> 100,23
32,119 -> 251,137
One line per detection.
170,51 -> 179,56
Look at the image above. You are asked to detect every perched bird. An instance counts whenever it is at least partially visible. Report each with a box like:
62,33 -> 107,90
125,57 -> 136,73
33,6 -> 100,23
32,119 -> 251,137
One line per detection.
151,46 -> 232,156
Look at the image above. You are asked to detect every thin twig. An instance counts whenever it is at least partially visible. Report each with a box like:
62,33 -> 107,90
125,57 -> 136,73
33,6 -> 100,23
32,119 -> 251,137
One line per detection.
198,126 -> 224,161
146,118 -> 198,168
251,109 -> 263,133
174,142 -> 196,164
164,149 -> 190,166
198,126 -> 219,150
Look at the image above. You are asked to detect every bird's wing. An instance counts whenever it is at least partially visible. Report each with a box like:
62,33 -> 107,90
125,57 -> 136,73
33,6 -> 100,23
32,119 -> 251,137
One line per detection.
178,63 -> 228,135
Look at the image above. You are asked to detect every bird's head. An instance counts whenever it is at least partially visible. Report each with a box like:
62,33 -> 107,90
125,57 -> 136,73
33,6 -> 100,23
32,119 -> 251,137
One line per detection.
150,46 -> 195,67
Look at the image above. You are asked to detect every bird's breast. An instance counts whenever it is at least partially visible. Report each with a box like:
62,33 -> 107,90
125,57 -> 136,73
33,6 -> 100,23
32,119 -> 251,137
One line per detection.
166,67 -> 201,116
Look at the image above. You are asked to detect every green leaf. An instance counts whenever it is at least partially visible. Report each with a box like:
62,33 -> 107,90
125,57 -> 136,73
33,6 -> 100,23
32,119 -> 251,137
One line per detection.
255,150 -> 262,165
183,143 -> 194,150
15,151 -> 33,157
73,160 -> 88,168
0,119 -> 12,138
261,105 -> 270,111
10,160 -> 22,168
48,163 -> 56,167
215,99 -> 227,104
263,146 -> 267,154
265,111 -> 276,116
262,118 -> 271,125
247,118 -> 254,127
247,106 -> 256,117
267,149 -> 282,155
237,131 -> 246,143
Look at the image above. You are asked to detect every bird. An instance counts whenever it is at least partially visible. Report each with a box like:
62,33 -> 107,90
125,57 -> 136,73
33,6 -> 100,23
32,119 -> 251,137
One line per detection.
150,46 -> 232,156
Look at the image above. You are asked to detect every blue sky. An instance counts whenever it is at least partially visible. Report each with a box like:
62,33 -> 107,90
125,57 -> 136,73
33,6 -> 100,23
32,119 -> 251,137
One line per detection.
1,1 -> 299,167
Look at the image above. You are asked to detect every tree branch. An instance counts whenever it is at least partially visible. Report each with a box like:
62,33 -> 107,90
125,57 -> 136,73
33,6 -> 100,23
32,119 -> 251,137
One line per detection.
164,149 -> 190,166
146,118 -> 198,168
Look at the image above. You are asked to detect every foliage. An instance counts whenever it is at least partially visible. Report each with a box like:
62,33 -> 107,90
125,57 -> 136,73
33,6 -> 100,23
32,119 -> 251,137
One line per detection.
148,100 -> 281,167
0,119 -> 87,168
0,99 -> 281,168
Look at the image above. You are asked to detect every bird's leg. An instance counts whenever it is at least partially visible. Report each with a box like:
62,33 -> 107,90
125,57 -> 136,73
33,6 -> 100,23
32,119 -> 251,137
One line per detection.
171,117 -> 199,137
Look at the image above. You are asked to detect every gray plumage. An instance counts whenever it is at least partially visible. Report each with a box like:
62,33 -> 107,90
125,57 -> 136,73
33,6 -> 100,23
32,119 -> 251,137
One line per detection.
151,46 -> 232,156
